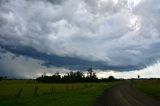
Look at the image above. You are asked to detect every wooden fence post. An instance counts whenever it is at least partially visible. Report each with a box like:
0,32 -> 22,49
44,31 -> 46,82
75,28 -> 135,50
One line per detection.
51,86 -> 55,94
34,86 -> 38,95
15,88 -> 23,98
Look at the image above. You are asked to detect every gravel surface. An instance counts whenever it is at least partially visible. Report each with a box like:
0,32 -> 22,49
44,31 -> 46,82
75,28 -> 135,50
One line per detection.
94,81 -> 160,106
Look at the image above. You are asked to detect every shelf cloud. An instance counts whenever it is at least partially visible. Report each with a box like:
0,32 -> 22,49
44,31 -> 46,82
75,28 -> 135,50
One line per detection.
0,0 -> 160,78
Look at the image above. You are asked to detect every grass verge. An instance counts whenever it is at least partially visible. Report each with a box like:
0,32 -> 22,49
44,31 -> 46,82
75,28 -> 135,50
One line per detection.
133,79 -> 160,100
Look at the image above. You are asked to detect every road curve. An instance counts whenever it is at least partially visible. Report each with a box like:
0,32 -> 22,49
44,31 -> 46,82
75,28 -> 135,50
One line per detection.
94,81 -> 160,106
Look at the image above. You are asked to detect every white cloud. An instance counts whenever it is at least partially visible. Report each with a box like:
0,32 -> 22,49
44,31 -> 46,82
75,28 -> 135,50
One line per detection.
97,61 -> 160,79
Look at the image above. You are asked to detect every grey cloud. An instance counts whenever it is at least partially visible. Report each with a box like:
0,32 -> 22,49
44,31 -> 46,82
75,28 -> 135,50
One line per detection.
0,0 -> 160,71
0,51 -> 72,78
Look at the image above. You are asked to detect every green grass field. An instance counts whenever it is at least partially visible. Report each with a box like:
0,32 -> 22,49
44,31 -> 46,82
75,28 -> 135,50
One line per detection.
133,79 -> 160,100
0,80 -> 119,106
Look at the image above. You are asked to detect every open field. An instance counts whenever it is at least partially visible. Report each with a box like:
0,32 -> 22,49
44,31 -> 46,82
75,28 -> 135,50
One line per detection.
133,79 -> 160,100
0,80 -> 119,106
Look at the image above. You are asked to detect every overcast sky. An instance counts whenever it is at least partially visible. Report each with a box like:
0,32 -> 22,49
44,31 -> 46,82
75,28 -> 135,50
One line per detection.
0,0 -> 160,78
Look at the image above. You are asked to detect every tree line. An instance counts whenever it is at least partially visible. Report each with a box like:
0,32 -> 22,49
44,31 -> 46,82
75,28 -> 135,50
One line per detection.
36,68 -> 116,83
0,76 -> 7,81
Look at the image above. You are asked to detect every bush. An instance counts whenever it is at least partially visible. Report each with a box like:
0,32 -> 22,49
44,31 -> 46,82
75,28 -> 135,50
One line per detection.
108,76 -> 115,81
0,77 -> 2,81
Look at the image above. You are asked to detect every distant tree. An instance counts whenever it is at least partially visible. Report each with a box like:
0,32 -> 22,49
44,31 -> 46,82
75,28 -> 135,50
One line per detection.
0,77 -> 2,81
4,76 -> 7,80
55,72 -> 60,76
87,68 -> 93,77
36,69 -> 117,83
76,71 -> 84,78
62,71 -> 84,83
108,76 -> 115,81
42,72 -> 46,77
86,68 -> 98,82
50,72 -> 61,83
75,71 -> 84,82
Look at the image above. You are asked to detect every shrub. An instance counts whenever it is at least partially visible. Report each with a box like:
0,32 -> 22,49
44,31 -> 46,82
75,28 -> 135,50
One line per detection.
108,76 -> 115,81
0,77 -> 2,81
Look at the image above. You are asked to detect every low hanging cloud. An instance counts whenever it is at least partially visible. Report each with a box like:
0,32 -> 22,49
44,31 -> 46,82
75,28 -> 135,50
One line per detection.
0,0 -> 160,78
0,51 -> 71,78
1,50 -> 160,79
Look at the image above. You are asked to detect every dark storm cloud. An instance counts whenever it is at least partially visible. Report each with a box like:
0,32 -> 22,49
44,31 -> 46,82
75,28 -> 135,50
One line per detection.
0,0 -> 160,78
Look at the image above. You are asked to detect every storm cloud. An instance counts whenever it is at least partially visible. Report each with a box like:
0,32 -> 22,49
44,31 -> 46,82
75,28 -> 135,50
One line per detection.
0,0 -> 160,78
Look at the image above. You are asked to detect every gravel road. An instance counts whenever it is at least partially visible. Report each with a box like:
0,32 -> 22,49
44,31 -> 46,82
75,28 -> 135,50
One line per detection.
94,81 -> 160,106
